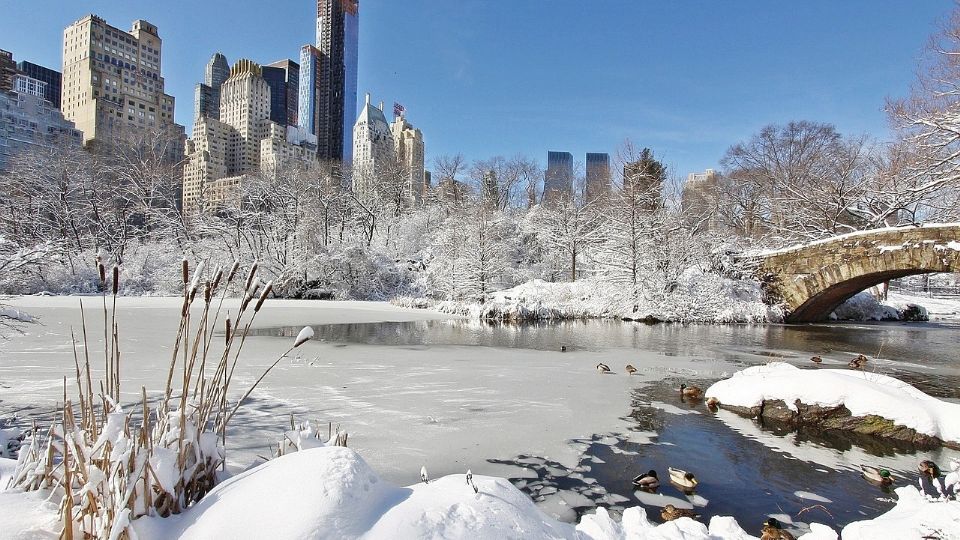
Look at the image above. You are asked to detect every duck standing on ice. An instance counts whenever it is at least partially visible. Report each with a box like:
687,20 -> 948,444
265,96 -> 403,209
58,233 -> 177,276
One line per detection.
596,363 -> 611,374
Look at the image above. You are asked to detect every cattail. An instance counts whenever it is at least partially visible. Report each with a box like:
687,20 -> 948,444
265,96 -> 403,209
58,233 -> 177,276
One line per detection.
226,261 -> 240,284
98,262 -> 106,286
293,326 -> 314,348
244,261 -> 259,293
182,259 -> 189,285
211,266 -> 224,293
225,316 -> 232,345
203,281 -> 211,304
112,266 -> 119,295
254,280 -> 273,312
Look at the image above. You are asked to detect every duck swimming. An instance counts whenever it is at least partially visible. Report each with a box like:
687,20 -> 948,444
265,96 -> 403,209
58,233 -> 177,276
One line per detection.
680,384 -> 703,399
631,470 -> 659,489
668,467 -> 698,489
661,504 -> 698,522
625,364 -> 637,375
860,464 -> 893,486
761,518 -> 796,540
810,355 -> 822,365
596,363 -> 611,374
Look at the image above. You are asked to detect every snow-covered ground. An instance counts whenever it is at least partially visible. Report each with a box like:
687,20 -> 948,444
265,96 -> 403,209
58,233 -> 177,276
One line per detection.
4,447 -> 957,539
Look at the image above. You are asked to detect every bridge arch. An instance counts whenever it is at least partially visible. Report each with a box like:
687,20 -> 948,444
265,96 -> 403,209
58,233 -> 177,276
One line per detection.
751,224 -> 960,323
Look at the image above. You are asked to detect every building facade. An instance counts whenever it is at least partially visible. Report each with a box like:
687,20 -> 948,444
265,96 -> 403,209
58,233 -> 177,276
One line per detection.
585,152 -> 610,202
351,93 -> 394,205
183,59 -> 318,212
0,50 -> 16,94
60,15 -> 183,147
264,59 -> 299,128
314,0 -> 359,163
681,168 -> 720,230
543,150 -> 574,204
0,74 -> 82,169
194,52 -> 228,122
390,113 -> 425,204
296,45 -> 322,143
17,61 -> 62,109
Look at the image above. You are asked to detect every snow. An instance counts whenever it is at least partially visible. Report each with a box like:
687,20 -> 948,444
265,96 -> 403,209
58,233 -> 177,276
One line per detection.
747,222 -> 960,257
887,292 -> 960,319
0,456 -> 17,487
0,489 -> 62,538
129,445 -> 818,540
705,363 -> 960,445
414,273 -> 783,324
841,486 -> 960,539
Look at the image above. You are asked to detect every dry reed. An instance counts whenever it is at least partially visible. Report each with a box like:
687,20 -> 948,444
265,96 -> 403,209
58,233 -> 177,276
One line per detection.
7,259 -> 317,539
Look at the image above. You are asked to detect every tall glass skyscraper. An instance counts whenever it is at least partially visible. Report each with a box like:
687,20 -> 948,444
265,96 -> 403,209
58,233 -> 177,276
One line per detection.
313,0 -> 359,164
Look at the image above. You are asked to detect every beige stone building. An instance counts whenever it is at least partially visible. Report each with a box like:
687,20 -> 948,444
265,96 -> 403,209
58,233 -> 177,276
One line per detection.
391,115 -> 425,204
183,59 -> 318,213
351,94 -> 426,208
61,15 -> 183,147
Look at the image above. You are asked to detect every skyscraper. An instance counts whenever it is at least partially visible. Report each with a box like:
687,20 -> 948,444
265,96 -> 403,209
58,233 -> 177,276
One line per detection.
60,16 -> 183,146
296,45 -> 322,145
315,0 -> 359,163
585,152 -> 610,202
543,151 -> 574,204
17,61 -> 62,109
194,52 -> 228,122
264,59 -> 299,127
0,74 -> 82,169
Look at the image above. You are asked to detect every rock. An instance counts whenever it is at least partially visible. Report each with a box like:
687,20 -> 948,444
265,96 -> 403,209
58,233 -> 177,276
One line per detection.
718,399 -> 952,449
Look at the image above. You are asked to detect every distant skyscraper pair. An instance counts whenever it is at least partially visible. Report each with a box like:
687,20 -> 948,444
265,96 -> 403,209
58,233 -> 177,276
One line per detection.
543,151 -> 611,204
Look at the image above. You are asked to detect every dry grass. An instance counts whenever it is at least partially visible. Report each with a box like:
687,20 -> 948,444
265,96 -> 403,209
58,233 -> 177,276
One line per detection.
7,258 -> 319,539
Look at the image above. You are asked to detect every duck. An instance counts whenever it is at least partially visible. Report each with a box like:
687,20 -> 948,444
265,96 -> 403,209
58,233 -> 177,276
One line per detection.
561,345 -> 567,352
810,355 -> 823,365
625,364 -> 638,375
680,384 -> 703,399
860,464 -> 893,486
705,396 -> 720,409
631,469 -> 659,489
668,467 -> 698,490
848,354 -> 868,370
760,518 -> 796,540
661,504 -> 698,522
596,363 -> 611,374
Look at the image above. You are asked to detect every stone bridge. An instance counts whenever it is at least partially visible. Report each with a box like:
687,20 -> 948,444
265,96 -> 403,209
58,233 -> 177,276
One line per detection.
748,224 -> 960,323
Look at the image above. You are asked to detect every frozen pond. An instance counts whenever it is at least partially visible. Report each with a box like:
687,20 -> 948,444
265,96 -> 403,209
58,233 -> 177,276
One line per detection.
1,297 -> 959,534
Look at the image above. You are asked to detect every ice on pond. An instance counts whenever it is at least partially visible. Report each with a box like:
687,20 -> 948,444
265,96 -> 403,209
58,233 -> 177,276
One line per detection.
795,490 -> 834,503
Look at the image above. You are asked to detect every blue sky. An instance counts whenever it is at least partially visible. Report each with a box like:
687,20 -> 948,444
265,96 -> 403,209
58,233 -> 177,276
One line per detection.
0,0 -> 953,178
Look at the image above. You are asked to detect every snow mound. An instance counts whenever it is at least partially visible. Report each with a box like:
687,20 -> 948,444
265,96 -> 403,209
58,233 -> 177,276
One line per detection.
131,446 -> 777,540
705,363 -> 960,444
841,486 -> 960,539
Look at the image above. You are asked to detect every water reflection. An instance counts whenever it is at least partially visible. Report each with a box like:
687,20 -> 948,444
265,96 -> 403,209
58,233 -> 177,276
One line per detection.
251,318 -> 960,397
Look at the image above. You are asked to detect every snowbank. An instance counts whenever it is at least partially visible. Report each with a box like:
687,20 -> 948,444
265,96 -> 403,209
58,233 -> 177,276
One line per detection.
841,486 -> 960,539
404,273 -> 783,324
705,363 -> 960,445
130,446 -> 783,540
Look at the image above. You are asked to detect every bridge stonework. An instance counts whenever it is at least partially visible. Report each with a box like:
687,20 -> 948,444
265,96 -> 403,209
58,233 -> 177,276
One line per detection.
753,224 -> 960,323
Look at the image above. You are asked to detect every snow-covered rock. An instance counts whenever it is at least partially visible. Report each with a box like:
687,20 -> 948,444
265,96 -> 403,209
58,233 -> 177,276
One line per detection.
705,363 -> 960,445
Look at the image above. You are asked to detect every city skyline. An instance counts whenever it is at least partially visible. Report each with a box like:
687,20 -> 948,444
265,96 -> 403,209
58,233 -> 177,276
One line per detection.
0,0 -> 954,178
